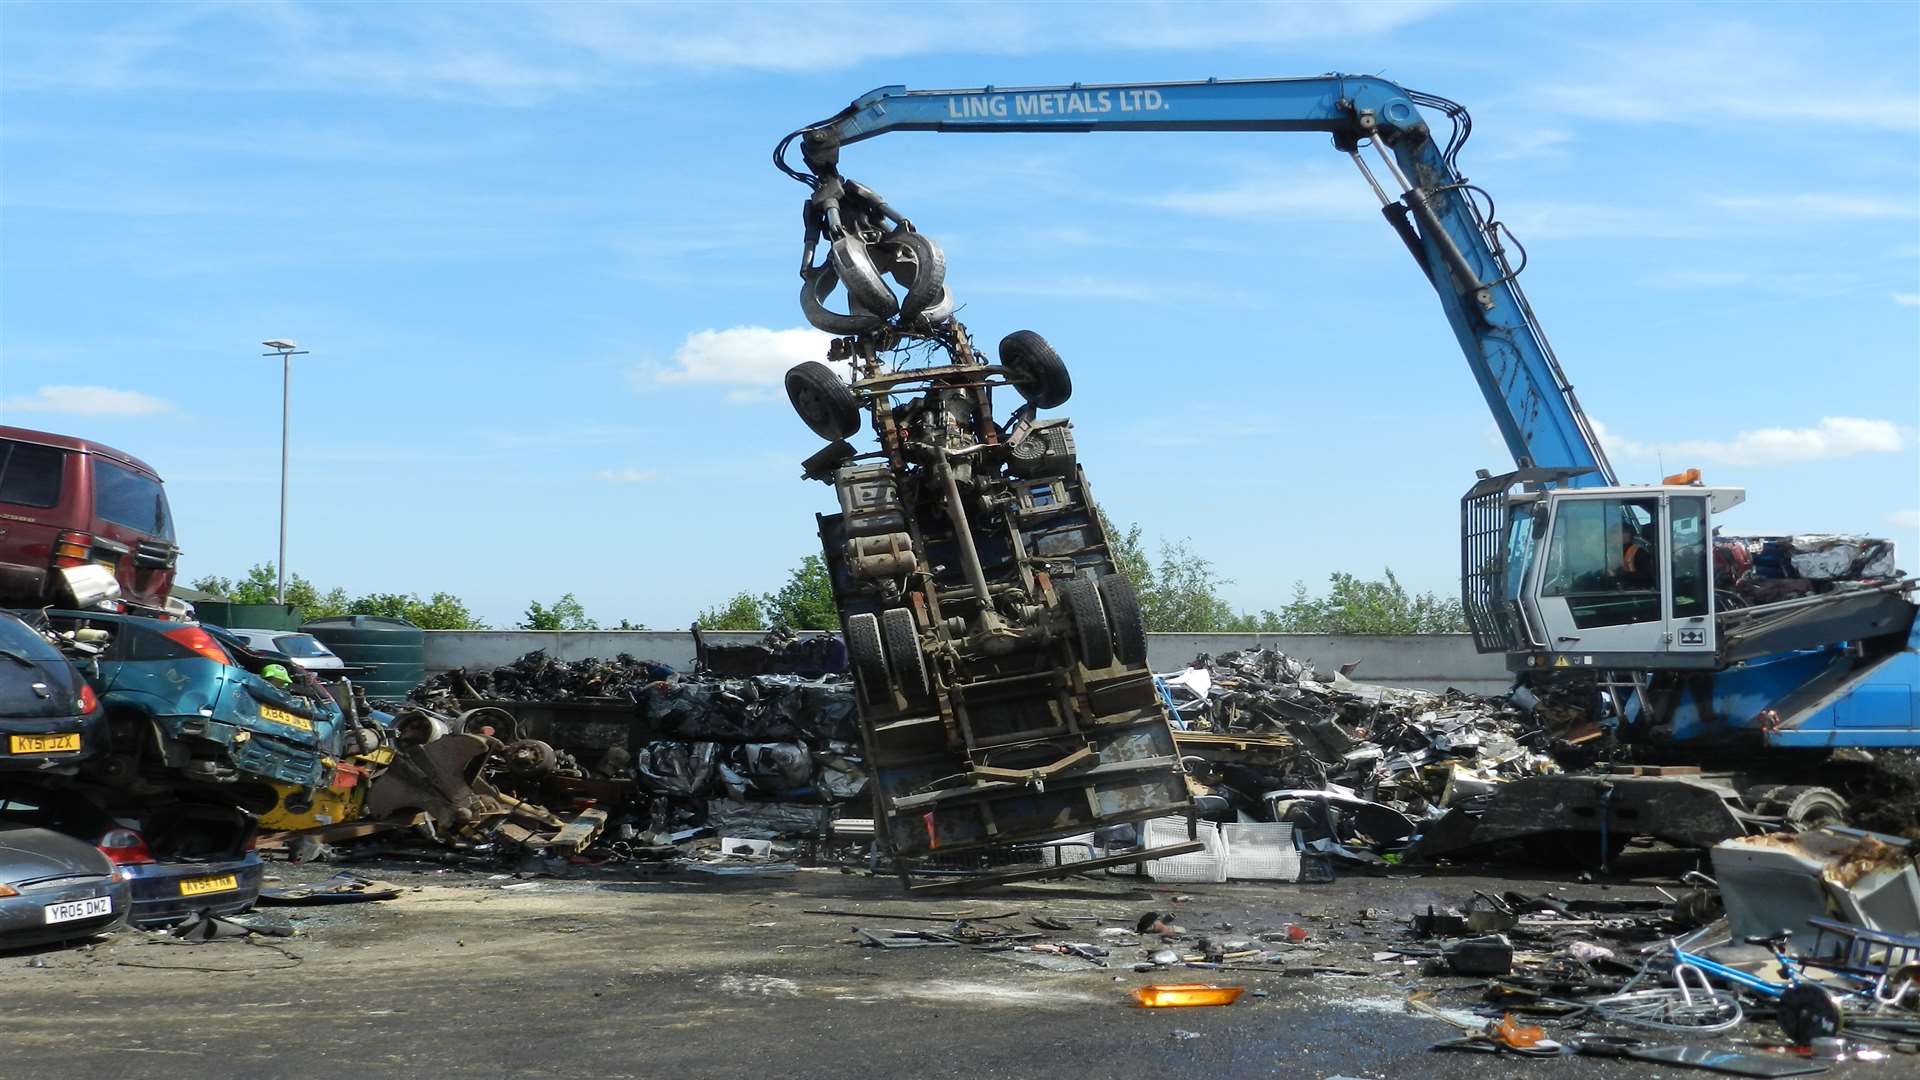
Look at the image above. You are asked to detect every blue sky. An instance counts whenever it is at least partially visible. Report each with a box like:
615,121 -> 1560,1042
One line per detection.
2,1 -> 1915,628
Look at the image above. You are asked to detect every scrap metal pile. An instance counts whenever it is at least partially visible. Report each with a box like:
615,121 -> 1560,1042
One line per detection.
328,647 -> 876,865
1155,647 -> 1562,869
411,651 -> 675,703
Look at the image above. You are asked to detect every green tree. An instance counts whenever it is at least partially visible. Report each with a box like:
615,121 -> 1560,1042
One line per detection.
696,591 -> 765,630
1100,520 -> 1463,634
761,555 -> 837,630
520,593 -> 598,631
351,590 -> 488,630
1102,516 -> 1246,632
1270,570 -> 1467,634
187,564 -> 485,628
188,562 -> 348,616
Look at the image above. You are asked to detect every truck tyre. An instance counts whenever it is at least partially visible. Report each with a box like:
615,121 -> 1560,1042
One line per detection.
846,613 -> 891,706
917,284 -> 956,324
800,264 -> 886,335
999,330 -> 1072,408
785,361 -> 861,440
1098,574 -> 1148,667
884,231 -> 947,320
1059,577 -> 1113,670
881,607 -> 929,697
1758,785 -> 1849,830
831,236 -> 898,317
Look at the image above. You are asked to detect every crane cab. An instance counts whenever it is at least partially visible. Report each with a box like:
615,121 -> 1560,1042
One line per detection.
1463,468 -> 1746,672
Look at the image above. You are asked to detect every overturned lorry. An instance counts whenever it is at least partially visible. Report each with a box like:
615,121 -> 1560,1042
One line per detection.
779,184 -> 1194,888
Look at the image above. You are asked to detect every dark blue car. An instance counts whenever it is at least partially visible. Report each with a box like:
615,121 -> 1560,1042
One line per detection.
0,611 -> 104,779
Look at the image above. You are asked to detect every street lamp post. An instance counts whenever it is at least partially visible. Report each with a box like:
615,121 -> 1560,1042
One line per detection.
261,340 -> 310,605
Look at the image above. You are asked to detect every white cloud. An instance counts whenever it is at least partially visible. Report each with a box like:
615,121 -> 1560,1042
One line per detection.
1502,201 -> 1697,240
1528,22 -> 1920,134
0,385 -> 174,416
1895,293 -> 1920,307
1891,509 -> 1920,530
594,467 -> 657,485
1152,174 -> 1376,220
1593,417 -> 1911,467
5,2 -> 1454,104
647,326 -> 834,397
1713,194 -> 1919,221
1480,127 -> 1575,163
969,276 -> 1262,309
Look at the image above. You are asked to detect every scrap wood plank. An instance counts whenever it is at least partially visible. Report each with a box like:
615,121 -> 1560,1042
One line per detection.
545,807 -> 609,856
257,812 -> 426,847
1174,731 -> 1297,753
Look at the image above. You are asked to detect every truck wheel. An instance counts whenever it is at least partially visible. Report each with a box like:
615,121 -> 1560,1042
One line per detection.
884,231 -> 947,320
831,236 -> 898,317
800,264 -> 887,335
880,608 -> 929,697
1759,785 -> 1849,830
846,613 -> 891,706
785,361 -> 861,440
1058,577 -> 1112,670
999,330 -> 1072,409
1098,575 -> 1148,667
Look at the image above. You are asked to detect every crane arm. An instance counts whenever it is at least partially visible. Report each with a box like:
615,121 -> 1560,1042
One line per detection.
784,75 -> 1615,485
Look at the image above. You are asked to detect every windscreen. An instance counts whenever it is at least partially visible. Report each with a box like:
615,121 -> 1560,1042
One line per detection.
272,634 -> 335,659
93,458 -> 174,539
0,439 -> 66,508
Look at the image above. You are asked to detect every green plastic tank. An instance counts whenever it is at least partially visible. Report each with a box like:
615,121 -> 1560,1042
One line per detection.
301,615 -> 426,702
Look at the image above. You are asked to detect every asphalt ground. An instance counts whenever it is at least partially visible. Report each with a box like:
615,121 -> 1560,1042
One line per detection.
0,851 -> 1902,1080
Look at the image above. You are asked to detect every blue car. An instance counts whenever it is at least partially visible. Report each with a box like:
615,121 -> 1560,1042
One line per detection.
34,610 -> 347,805
1,795 -> 259,928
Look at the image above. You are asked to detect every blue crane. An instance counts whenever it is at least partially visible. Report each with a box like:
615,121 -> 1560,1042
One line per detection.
779,75 -> 1918,765
782,76 -> 1614,489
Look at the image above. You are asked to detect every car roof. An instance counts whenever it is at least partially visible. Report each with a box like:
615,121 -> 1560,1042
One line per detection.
0,424 -> 163,479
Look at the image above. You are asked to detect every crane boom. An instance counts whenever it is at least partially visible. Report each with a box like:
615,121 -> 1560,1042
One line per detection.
787,75 -> 1617,486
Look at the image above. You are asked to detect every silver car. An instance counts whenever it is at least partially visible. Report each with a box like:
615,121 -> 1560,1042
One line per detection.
224,629 -> 346,673
0,821 -> 128,949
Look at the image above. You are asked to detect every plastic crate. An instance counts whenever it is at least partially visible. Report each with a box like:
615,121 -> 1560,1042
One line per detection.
1042,833 -> 1100,867
1105,817 -> 1228,883
1221,822 -> 1301,881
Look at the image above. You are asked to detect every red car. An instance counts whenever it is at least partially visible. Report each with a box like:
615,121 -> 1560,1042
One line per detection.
0,426 -> 178,614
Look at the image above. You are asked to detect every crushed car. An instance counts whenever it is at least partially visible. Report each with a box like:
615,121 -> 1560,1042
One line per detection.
0,609 -> 103,779
777,166 -> 1193,890
0,814 -> 128,950
0,794 -> 260,928
28,609 -> 351,805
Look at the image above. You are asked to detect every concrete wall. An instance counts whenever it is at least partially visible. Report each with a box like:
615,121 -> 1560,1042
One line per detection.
422,631 -> 1510,695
